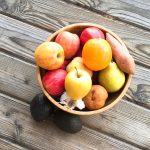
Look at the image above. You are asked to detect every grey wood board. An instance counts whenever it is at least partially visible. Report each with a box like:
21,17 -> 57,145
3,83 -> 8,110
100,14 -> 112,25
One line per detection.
0,52 -> 42,103
0,0 -> 150,67
0,52 -> 150,149
64,0 -> 150,30
0,137 -> 28,150
0,93 -> 141,150
81,100 -> 150,149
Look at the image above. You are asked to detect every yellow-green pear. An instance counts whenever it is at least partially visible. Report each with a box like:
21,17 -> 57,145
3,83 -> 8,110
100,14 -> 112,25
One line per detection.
98,61 -> 125,93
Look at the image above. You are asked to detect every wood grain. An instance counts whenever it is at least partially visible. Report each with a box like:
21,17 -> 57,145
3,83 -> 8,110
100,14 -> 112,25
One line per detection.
0,52 -> 42,103
0,93 -> 141,150
0,138 -> 27,150
0,0 -> 150,67
64,0 -> 150,30
81,100 -> 150,149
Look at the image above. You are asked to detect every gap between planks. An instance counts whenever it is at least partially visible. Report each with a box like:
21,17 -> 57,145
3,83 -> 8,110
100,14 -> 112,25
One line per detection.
60,0 -> 150,32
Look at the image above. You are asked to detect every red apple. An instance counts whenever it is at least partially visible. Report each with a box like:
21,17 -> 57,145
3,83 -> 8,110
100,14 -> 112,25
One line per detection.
59,60 -> 70,70
55,31 -> 80,59
80,27 -> 105,45
42,69 -> 67,96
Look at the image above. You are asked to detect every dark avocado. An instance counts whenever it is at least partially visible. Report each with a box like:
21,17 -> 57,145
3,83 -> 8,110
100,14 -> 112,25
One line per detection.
53,110 -> 82,133
30,93 -> 55,122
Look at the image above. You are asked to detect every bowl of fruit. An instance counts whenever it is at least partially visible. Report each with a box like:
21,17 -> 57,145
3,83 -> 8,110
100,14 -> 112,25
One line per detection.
34,23 -> 135,116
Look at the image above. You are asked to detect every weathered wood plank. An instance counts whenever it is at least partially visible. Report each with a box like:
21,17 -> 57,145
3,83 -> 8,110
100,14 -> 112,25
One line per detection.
81,100 -> 150,149
0,52 -> 41,103
0,0 -> 150,67
0,138 -> 27,150
0,93 -> 140,150
0,51 -> 150,149
64,0 -> 150,30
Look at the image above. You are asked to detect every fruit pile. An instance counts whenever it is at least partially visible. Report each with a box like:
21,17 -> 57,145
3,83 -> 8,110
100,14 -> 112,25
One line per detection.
34,26 -> 135,111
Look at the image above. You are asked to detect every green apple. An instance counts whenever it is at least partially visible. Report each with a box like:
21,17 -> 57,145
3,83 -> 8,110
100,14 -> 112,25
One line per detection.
98,62 -> 125,93
65,69 -> 92,100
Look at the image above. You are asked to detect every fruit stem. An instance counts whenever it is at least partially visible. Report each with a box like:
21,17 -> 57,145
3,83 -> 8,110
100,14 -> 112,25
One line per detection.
75,67 -> 80,78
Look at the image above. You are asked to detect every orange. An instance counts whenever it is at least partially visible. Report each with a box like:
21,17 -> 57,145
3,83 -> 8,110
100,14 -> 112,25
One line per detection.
82,39 -> 112,71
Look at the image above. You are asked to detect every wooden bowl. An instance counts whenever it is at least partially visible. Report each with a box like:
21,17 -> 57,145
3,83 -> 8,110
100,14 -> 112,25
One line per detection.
36,23 -> 132,115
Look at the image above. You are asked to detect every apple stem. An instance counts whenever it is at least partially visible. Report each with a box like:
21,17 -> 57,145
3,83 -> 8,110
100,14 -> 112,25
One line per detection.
75,67 -> 80,78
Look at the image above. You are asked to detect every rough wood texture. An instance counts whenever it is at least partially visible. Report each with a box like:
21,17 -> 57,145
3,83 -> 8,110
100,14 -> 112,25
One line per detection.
0,52 -> 41,102
0,0 -> 150,67
0,93 -> 141,150
0,138 -> 27,150
81,100 -> 150,149
65,0 -> 150,30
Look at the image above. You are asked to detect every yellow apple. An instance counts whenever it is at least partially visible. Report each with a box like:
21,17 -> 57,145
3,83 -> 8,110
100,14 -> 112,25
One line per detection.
65,69 -> 92,100
66,57 -> 93,76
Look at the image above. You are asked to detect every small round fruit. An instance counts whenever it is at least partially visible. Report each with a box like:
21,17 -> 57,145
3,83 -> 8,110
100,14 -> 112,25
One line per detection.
99,62 -> 125,93
66,57 -> 93,77
80,27 -> 105,45
65,69 -> 92,100
34,42 -> 64,70
54,110 -> 82,133
83,85 -> 108,110
42,69 -> 67,96
55,31 -> 80,59
82,39 -> 112,71
30,93 -> 54,122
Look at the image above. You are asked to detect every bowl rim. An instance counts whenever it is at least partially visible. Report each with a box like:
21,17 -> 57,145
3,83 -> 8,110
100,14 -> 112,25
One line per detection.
36,23 -> 132,115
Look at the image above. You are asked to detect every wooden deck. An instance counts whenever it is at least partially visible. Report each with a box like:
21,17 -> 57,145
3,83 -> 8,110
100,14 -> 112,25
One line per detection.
0,0 -> 150,149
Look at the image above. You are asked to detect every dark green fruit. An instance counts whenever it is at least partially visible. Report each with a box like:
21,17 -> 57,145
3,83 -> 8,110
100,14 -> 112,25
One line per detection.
54,110 -> 82,133
30,93 -> 54,122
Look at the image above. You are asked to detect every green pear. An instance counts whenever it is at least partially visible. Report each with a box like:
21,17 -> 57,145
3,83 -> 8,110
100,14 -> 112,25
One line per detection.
98,62 -> 125,93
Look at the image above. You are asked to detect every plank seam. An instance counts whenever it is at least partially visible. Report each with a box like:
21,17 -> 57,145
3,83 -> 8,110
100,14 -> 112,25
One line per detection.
0,135 -> 32,150
83,126 -> 144,150
60,0 -> 150,32
0,47 -> 35,65
0,11 -> 55,33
